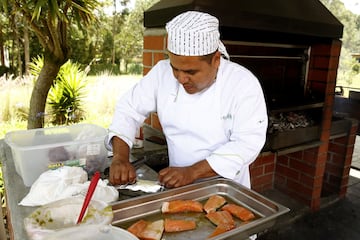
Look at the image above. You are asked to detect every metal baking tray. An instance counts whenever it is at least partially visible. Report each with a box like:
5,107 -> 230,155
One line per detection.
111,178 -> 289,240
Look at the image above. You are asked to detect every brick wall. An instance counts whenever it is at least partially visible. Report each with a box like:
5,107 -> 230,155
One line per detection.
273,146 -> 324,209
250,153 -> 276,192
142,29 -> 167,129
324,120 -> 358,198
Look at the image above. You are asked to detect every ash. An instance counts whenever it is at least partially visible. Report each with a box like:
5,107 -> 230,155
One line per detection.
268,112 -> 315,133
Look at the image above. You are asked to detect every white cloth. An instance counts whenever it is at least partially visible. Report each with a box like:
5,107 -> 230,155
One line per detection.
166,11 -> 230,59
19,166 -> 118,206
107,58 -> 268,188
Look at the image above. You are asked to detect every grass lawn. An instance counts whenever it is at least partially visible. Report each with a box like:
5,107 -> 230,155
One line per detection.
0,74 -> 141,139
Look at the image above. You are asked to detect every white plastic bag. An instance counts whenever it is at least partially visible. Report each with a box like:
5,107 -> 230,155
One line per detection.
19,166 -> 118,206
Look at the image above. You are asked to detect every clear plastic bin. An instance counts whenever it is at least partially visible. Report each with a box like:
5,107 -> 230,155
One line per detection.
5,124 -> 108,186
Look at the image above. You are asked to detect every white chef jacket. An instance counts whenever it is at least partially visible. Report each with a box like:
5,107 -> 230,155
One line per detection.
107,57 -> 268,188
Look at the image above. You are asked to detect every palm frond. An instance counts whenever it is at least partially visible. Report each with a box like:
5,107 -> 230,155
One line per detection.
48,59 -> 88,125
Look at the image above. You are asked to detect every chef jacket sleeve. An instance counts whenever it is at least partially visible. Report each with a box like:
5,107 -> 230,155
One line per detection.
206,72 -> 268,185
106,62 -> 163,150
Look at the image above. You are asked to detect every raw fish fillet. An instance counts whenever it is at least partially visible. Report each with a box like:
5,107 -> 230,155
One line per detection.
138,219 -> 164,240
205,210 -> 235,226
127,219 -> 164,240
222,203 -> 255,221
127,219 -> 148,237
206,211 -> 235,238
164,218 -> 196,232
161,200 -> 203,213
207,223 -> 236,238
203,195 -> 227,213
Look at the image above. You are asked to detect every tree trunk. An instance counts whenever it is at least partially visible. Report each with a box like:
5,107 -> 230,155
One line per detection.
112,0 -> 116,65
16,34 -> 22,76
27,56 -> 62,129
12,13 -> 22,76
125,60 -> 128,73
0,22 -> 5,66
10,14 -> 16,72
24,25 -> 30,76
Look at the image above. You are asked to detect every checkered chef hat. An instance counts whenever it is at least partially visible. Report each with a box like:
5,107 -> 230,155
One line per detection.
166,11 -> 230,59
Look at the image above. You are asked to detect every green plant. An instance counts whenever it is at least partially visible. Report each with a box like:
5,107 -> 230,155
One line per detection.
128,62 -> 143,75
29,56 -> 43,78
0,66 -> 10,77
30,56 -> 88,125
48,61 -> 88,125
88,63 -> 121,76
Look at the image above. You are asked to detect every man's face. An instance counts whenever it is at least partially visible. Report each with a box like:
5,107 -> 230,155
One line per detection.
168,51 -> 221,94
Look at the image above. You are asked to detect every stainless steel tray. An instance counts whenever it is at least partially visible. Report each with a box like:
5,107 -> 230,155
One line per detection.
111,178 -> 289,240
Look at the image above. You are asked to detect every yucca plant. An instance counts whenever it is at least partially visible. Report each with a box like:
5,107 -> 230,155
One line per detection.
30,56 -> 88,125
29,55 -> 44,78
48,61 -> 87,125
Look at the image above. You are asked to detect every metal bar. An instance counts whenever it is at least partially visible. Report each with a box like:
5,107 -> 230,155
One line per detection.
230,55 -> 303,60
222,40 -> 308,49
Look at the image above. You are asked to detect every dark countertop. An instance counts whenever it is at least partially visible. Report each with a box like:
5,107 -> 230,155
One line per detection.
0,125 -> 168,240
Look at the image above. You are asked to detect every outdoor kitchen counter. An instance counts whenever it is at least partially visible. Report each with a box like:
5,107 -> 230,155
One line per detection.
0,125 -> 168,240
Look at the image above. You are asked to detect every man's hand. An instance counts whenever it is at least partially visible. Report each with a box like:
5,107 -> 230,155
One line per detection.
158,166 -> 196,188
109,159 -> 136,185
158,160 -> 218,188
108,136 -> 135,185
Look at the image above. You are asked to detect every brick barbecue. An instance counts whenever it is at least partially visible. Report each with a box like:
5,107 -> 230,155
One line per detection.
141,0 -> 358,211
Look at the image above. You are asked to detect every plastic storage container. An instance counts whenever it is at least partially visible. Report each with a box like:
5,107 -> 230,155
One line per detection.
5,124 -> 108,186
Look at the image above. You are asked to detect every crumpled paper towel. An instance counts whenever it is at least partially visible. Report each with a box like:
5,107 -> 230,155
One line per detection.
19,166 -> 118,206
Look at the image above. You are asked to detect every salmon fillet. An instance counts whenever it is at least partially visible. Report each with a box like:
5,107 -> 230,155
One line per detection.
127,219 -> 148,237
161,200 -> 203,213
222,203 -> 255,221
205,210 -> 235,226
138,219 -> 164,240
127,219 -> 164,240
164,218 -> 196,232
207,223 -> 236,238
203,195 -> 227,213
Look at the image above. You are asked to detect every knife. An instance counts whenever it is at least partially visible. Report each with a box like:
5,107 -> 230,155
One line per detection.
114,179 -> 165,193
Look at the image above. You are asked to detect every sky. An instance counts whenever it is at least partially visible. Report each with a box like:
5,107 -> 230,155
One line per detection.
341,0 -> 360,14
102,0 -> 136,15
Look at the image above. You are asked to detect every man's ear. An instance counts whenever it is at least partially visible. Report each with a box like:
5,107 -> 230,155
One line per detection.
213,51 -> 221,67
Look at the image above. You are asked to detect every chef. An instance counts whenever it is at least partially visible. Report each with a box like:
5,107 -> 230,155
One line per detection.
106,11 -> 268,189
